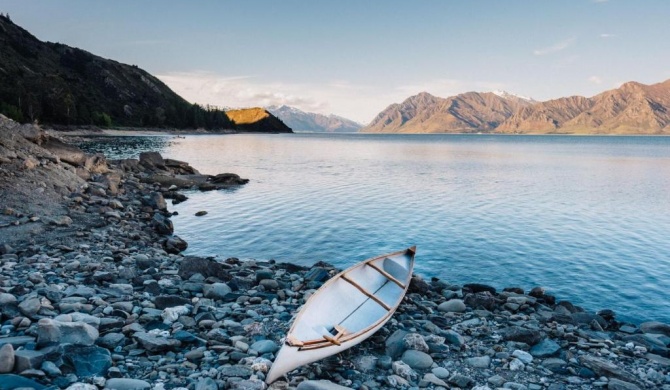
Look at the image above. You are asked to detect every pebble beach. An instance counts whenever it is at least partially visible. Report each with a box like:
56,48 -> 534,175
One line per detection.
0,115 -> 669,390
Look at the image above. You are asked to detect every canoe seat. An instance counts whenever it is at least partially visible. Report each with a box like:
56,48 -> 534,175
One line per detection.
367,261 -> 406,289
341,275 -> 391,311
323,325 -> 349,345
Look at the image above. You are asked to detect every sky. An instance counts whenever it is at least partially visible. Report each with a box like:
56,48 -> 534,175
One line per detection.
1,0 -> 669,124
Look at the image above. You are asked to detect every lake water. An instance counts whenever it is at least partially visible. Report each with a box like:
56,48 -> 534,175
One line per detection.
83,133 -> 670,323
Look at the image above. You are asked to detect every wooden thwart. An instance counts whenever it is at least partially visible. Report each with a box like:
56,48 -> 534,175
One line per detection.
341,275 -> 391,310
367,261 -> 406,288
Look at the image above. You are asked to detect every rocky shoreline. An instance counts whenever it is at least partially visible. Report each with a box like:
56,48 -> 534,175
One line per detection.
0,115 -> 669,390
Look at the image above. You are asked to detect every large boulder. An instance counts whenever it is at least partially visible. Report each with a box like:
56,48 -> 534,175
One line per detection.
42,137 -> 87,166
210,173 -> 249,185
178,257 -> 231,281
139,151 -> 166,170
37,318 -> 99,346
62,345 -> 112,377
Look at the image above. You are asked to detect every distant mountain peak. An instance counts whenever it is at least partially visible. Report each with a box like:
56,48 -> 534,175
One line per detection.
492,90 -> 537,103
265,105 -> 362,133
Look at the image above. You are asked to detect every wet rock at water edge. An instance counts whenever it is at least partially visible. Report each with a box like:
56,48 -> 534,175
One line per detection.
164,235 -> 188,254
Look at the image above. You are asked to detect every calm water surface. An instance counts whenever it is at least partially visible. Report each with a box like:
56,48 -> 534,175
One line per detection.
100,134 -> 670,323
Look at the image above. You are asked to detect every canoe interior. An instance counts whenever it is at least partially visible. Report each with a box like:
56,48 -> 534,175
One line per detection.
290,250 -> 413,347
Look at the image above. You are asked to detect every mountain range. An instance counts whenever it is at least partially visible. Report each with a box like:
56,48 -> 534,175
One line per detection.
266,105 -> 363,133
362,81 -> 670,134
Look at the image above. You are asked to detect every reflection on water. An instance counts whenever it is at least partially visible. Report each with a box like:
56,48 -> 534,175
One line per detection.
87,133 -> 670,323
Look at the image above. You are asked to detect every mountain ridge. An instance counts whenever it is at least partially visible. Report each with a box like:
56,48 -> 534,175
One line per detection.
364,91 -> 534,133
362,80 -> 670,134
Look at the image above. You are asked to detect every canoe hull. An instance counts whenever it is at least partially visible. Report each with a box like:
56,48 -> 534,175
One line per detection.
265,316 -> 390,383
265,247 -> 416,383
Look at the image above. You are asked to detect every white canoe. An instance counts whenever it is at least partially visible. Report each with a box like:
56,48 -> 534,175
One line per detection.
266,246 -> 416,384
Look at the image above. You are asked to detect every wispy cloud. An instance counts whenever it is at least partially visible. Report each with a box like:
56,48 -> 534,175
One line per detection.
599,33 -> 617,38
588,76 -> 603,84
156,71 -> 389,123
592,0 -> 609,3
533,37 -> 576,56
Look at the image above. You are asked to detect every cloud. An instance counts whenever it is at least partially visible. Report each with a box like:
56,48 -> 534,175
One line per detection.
599,33 -> 617,38
533,38 -> 576,56
588,76 -> 603,84
156,71 -> 388,123
592,0 -> 609,3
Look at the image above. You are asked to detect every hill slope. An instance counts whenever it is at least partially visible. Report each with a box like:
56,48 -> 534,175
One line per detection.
267,105 -> 363,132
363,91 -> 535,133
0,15 -> 233,130
225,108 -> 292,133
498,80 -> 670,134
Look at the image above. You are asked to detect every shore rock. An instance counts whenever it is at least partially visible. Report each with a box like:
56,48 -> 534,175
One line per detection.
297,380 -> 353,390
0,344 -> 14,373
37,318 -> 99,346
104,378 -> 151,390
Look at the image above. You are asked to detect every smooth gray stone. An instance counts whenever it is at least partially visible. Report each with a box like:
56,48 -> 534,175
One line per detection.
40,361 -> 61,376
442,329 -> 465,347
530,338 -> 561,357
297,380 -> 354,390
607,378 -> 642,390
0,337 -> 35,348
37,318 -> 99,346
0,374 -> 46,390
97,333 -> 126,350
401,350 -> 433,370
133,332 -> 181,352
465,355 -> 491,368
0,344 -> 15,374
431,366 -> 450,379
385,329 -> 409,359
18,296 -> 41,317
249,339 -> 278,354
105,378 -> 151,390
203,283 -> 232,300
640,321 -> 670,337
194,377 -> 217,390
219,365 -> 252,377
437,299 -> 466,313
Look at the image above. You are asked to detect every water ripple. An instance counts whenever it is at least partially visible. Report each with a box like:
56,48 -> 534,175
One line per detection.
126,133 -> 670,323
